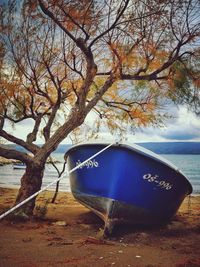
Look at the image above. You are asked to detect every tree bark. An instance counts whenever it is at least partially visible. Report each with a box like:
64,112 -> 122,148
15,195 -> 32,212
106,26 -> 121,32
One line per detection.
14,161 -> 45,216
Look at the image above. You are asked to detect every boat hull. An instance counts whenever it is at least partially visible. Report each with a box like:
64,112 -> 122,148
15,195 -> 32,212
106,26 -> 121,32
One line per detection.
66,143 -> 192,233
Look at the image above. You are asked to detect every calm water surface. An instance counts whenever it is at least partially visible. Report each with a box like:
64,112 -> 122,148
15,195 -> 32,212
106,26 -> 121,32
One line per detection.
162,154 -> 200,194
0,154 -> 199,194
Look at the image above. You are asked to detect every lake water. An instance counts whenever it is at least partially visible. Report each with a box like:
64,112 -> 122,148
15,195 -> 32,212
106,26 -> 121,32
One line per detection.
0,154 -> 199,195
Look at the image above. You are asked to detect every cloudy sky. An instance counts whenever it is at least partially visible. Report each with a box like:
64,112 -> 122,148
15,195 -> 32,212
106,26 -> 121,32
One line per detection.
131,106 -> 200,143
4,104 -> 200,144
88,105 -> 200,143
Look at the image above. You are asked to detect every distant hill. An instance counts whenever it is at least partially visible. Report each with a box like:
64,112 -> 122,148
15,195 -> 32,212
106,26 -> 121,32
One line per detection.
138,142 -> 200,154
4,142 -> 200,154
55,142 -> 200,154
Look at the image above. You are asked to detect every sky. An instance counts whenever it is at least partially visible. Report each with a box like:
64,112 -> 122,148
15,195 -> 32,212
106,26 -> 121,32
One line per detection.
131,106 -> 200,143
3,104 -> 200,144
87,105 -> 200,143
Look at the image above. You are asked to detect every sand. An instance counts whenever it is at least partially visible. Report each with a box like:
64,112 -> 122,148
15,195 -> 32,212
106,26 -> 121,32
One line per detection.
0,187 -> 200,267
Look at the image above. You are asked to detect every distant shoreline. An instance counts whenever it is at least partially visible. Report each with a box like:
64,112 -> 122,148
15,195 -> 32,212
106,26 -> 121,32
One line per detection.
2,142 -> 200,155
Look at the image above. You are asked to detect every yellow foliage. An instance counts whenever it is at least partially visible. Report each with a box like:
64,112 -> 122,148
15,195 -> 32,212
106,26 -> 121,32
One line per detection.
130,102 -> 156,126
145,102 -> 155,112
50,0 -> 93,31
148,50 -> 169,71
46,86 -> 57,104
108,40 -> 170,74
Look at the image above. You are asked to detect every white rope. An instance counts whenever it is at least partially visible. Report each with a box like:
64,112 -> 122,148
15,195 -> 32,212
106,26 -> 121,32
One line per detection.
0,142 -> 116,220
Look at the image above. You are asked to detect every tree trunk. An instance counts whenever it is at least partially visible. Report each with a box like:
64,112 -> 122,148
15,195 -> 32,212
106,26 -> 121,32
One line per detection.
14,162 -> 45,217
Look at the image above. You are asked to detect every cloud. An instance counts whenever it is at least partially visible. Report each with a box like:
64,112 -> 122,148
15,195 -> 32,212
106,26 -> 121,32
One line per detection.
132,106 -> 200,142
160,106 -> 200,141
160,129 -> 200,141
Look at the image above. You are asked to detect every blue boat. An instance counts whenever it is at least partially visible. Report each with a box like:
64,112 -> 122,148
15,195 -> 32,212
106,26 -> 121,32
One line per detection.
65,142 -> 192,235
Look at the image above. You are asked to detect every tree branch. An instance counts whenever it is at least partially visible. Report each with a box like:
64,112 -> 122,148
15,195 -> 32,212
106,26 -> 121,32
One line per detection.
121,73 -> 168,80
26,116 -> 42,144
0,129 -> 39,154
89,0 -> 130,48
86,74 -> 116,113
0,115 -> 5,130
38,0 -> 79,47
0,146 -> 33,164
57,3 -> 90,41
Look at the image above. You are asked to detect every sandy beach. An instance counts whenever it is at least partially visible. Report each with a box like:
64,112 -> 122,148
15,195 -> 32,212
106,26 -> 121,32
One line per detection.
0,187 -> 200,267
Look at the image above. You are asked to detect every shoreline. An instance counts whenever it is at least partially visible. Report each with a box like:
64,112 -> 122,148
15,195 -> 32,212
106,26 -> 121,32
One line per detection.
0,187 -> 200,267
0,157 -> 61,165
0,157 -> 19,165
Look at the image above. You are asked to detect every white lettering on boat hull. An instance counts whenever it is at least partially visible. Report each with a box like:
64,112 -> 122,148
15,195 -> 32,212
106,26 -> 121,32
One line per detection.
76,159 -> 99,169
143,173 -> 173,190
